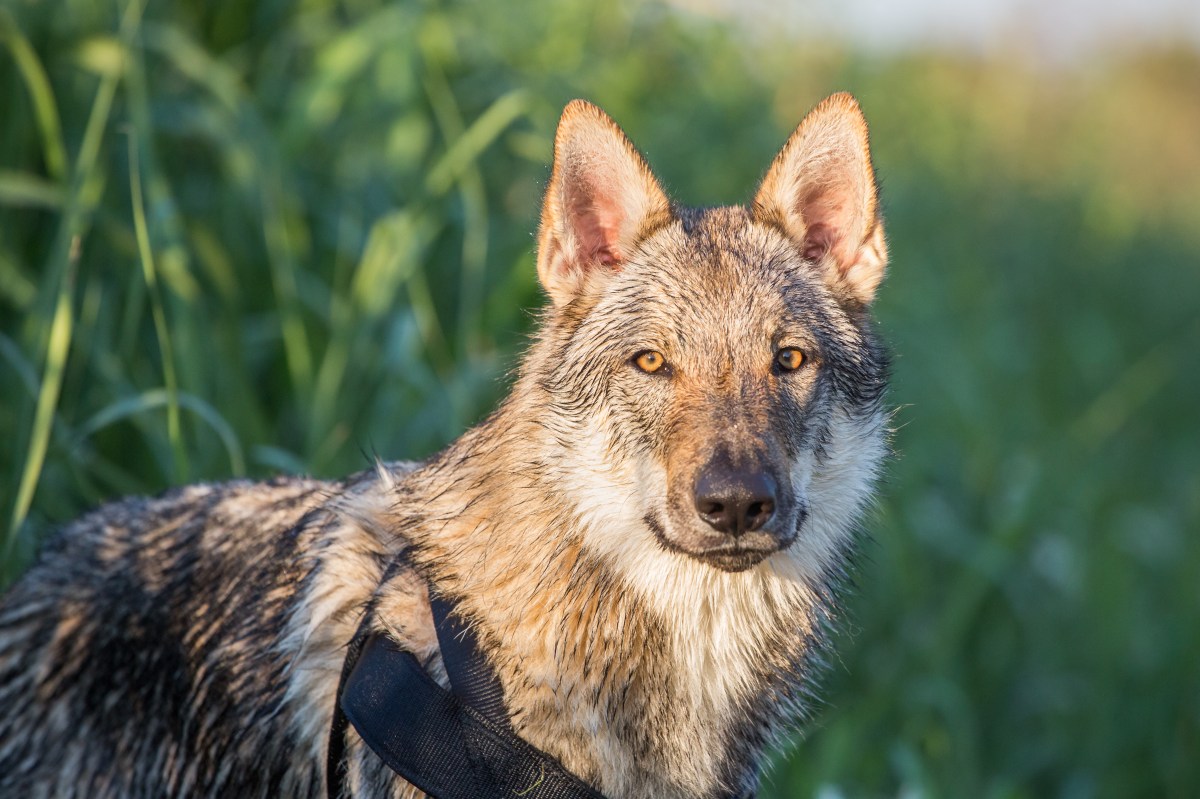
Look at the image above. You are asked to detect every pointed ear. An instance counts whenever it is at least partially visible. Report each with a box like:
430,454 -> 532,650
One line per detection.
752,93 -> 887,305
537,100 -> 671,306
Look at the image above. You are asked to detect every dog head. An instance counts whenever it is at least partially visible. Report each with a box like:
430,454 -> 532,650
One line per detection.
528,95 -> 889,581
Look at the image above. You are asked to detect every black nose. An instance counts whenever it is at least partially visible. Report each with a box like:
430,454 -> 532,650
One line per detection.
694,461 -> 778,536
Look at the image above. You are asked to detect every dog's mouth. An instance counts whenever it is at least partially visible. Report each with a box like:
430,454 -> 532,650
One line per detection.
645,513 -> 799,573
689,547 -> 776,573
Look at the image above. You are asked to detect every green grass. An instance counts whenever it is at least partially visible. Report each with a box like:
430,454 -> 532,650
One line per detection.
1,1 -> 1198,796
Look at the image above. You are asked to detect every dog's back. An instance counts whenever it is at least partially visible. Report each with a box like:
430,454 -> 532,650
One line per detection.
0,478 -> 344,796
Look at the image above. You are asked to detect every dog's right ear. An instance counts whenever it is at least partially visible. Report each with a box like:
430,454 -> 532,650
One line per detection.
537,100 -> 671,306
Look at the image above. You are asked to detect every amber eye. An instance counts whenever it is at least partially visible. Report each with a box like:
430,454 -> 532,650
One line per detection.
634,350 -> 666,374
775,347 -> 805,372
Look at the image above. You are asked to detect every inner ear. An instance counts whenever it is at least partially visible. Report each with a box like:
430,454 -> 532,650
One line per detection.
565,183 -> 621,266
799,217 -> 837,262
797,186 -> 861,264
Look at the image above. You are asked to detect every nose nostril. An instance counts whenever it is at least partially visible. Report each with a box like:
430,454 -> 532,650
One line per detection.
698,500 -> 724,518
744,499 -> 775,532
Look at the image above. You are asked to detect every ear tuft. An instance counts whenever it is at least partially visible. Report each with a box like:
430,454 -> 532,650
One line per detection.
536,100 -> 671,306
752,92 -> 887,305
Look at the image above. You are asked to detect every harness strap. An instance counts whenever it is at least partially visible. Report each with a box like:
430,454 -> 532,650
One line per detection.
325,616 -> 368,798
327,584 -> 607,799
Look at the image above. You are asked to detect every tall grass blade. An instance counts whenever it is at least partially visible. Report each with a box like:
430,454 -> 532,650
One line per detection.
0,9 -> 68,182
127,131 -> 189,482
0,170 -> 64,209
7,249 -> 75,550
73,390 -> 245,476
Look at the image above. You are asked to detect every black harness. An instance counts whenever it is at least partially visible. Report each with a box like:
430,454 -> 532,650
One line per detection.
326,581 -> 608,799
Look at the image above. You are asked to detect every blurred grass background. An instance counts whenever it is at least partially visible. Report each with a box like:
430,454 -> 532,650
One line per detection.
1,0 -> 1198,795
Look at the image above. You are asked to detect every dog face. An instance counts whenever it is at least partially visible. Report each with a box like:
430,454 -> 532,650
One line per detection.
531,96 -> 889,581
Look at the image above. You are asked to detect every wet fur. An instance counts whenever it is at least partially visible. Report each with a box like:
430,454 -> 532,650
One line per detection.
0,95 -> 890,799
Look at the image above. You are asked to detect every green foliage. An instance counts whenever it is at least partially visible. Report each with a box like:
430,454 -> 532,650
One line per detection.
1,0 -> 1197,795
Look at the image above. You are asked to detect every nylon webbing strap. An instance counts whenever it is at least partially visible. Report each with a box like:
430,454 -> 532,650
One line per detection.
429,593 -> 510,726
330,592 -> 608,799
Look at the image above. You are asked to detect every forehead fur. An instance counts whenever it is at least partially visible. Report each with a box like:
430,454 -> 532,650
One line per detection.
590,207 -> 838,339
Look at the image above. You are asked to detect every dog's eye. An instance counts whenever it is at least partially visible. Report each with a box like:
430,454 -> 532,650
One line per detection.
633,350 -> 666,374
775,347 -> 805,372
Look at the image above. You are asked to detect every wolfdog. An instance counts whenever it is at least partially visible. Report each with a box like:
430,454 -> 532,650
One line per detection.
0,93 -> 890,798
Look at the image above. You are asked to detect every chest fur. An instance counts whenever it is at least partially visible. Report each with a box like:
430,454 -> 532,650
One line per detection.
469,553 -> 817,798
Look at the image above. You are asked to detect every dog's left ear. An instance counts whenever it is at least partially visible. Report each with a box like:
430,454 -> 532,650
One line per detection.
537,100 -> 671,306
753,93 -> 887,305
